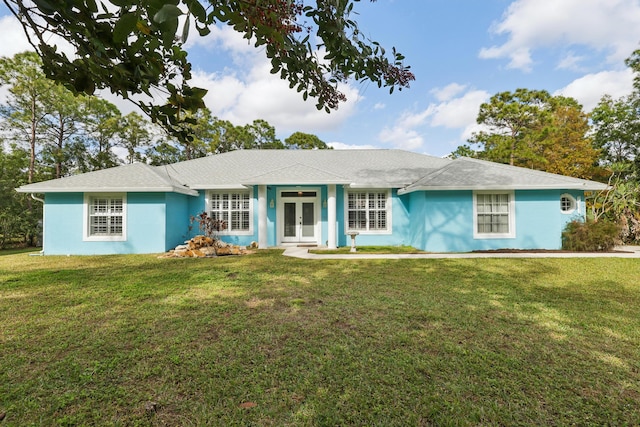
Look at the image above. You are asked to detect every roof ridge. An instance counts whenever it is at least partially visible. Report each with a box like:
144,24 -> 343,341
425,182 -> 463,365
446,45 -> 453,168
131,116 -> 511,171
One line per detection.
145,164 -> 182,187
294,162 -> 351,179
243,161 -> 350,182
151,163 -> 190,187
405,158 -> 455,187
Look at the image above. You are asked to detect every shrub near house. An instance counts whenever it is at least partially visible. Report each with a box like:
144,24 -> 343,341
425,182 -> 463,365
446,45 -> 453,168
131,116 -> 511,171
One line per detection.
562,220 -> 620,252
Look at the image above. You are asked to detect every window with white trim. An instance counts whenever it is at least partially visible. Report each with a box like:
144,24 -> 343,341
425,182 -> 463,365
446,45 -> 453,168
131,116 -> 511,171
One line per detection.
83,193 -> 126,241
345,190 -> 391,233
560,194 -> 577,214
473,191 -> 515,239
208,190 -> 252,234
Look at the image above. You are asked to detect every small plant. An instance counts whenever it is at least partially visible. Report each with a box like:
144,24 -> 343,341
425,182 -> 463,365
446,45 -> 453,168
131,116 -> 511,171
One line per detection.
562,219 -> 620,252
189,211 -> 228,239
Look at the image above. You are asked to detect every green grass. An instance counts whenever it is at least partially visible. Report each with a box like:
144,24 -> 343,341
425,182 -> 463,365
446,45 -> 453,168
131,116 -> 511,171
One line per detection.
0,247 -> 41,256
1,251 -> 639,426
309,245 -> 426,254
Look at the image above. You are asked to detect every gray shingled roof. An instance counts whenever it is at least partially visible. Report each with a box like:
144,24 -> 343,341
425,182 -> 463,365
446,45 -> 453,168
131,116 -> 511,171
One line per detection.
399,157 -> 608,193
163,149 -> 451,188
241,163 -> 350,185
17,149 -> 608,194
16,163 -> 198,196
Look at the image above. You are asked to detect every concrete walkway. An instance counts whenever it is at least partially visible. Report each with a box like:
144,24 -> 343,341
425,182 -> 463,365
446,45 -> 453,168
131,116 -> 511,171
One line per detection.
282,246 -> 640,260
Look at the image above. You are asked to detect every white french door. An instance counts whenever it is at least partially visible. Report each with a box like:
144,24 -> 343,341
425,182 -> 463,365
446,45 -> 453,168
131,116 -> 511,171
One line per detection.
279,189 -> 320,244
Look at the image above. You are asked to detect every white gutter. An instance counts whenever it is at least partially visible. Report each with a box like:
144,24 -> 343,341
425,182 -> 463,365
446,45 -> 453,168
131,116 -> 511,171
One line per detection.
192,184 -> 250,190
17,186 -> 199,196
398,183 -> 610,195
346,183 -> 408,189
31,194 -> 45,203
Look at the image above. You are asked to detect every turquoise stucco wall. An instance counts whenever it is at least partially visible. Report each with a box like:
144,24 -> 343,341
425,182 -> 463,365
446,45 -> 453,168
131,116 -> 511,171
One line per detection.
408,191 -> 427,250
409,189 -> 586,252
186,192 -> 205,240
41,187 -> 588,255
43,192 -> 169,255
200,187 -> 586,251
165,192 -> 192,250
42,193 -> 84,255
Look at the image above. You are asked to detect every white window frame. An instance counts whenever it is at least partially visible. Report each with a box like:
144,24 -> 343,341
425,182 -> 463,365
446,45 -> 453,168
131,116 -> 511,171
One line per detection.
473,191 -> 516,239
83,193 -> 127,241
344,189 -> 392,234
560,193 -> 577,214
206,189 -> 254,235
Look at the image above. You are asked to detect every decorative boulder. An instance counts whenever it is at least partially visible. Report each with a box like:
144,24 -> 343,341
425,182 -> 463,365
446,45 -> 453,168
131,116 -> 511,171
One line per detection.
159,235 -> 252,258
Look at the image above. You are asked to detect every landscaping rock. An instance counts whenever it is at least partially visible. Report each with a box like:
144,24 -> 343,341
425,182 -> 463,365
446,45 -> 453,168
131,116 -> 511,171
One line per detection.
199,246 -> 217,257
215,246 -> 232,256
159,235 -> 253,258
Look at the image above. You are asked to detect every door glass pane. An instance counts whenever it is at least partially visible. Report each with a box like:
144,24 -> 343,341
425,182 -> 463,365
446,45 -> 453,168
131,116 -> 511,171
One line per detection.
284,202 -> 296,237
302,202 -> 314,237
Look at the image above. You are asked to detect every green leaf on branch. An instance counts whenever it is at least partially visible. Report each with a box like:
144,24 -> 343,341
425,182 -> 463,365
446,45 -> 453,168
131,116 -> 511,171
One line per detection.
113,12 -> 138,44
153,4 -> 183,24
181,13 -> 190,43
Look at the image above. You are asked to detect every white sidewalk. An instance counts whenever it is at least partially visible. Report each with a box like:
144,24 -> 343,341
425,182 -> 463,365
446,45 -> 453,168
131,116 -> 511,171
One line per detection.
282,246 -> 640,260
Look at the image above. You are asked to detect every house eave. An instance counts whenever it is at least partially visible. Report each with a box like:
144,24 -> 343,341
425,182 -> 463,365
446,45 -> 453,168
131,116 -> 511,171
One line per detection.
16,186 -> 199,197
398,184 -> 609,195
240,180 -> 349,186
192,184 -> 250,190
346,183 -> 404,189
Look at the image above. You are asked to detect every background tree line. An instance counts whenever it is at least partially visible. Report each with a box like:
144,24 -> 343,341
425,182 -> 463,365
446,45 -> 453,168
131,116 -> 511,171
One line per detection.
0,52 -> 329,248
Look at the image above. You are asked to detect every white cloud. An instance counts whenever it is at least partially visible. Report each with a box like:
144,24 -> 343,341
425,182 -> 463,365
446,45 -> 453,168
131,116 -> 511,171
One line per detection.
376,85 -> 489,152
427,89 -> 490,151
184,24 -> 257,66
192,72 -> 244,112
0,13 -> 77,60
396,109 -> 434,129
556,52 -> 588,71
429,89 -> 489,129
192,61 -> 361,136
187,28 -> 362,136
379,126 -> 424,151
375,107 -> 433,150
0,15 -> 33,58
555,69 -> 635,111
479,0 -> 640,71
328,141 -> 378,150
431,83 -> 467,102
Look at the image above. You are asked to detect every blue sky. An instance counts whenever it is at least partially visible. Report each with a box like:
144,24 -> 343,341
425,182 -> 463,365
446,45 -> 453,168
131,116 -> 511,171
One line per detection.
2,0 -> 640,157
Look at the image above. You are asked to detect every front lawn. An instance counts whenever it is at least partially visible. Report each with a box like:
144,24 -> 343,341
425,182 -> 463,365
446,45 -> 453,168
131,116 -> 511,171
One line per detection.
1,251 -> 639,426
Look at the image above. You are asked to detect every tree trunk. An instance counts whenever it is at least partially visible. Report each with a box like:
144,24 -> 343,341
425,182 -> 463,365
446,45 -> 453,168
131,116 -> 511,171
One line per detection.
29,95 -> 37,184
56,118 -> 64,179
